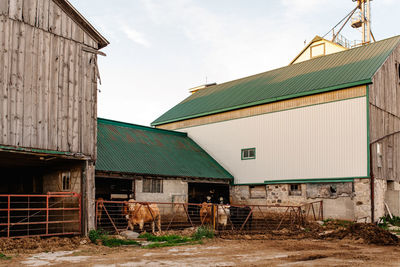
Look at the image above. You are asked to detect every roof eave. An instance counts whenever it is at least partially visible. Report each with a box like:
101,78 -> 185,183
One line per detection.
95,169 -> 233,180
151,79 -> 372,126
54,0 -> 109,49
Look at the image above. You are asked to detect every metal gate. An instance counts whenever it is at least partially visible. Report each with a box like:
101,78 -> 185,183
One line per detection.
0,192 -> 81,238
96,200 -> 323,234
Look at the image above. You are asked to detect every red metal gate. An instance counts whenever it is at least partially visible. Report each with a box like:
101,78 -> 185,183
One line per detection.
0,192 -> 81,238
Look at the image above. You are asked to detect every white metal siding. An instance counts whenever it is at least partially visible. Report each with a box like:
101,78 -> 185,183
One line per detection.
179,97 -> 368,184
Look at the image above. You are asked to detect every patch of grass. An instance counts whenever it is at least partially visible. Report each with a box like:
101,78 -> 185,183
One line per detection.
102,238 -> 140,248
139,227 -> 214,249
139,233 -> 191,243
192,226 -> 214,240
89,229 -> 140,248
0,253 -> 11,260
378,215 -> 400,229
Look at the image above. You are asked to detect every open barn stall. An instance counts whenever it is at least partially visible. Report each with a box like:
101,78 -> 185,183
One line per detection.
0,149 -> 83,237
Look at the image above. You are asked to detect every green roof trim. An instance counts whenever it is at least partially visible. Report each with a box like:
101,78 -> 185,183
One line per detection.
97,118 -> 233,180
0,145 -> 73,156
263,177 -> 366,185
152,36 -> 400,126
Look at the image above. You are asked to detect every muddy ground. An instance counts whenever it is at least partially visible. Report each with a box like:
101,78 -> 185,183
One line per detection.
2,238 -> 400,266
1,223 -> 400,266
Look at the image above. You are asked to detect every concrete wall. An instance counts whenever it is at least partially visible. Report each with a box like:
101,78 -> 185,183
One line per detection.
231,178 -> 372,222
135,178 -> 188,203
180,97 -> 368,184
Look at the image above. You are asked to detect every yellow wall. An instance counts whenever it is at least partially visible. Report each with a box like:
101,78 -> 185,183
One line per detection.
292,40 -> 347,64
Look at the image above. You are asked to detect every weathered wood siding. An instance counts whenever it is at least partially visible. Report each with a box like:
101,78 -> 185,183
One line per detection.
0,0 -> 99,48
0,0 -> 99,159
369,43 -> 400,181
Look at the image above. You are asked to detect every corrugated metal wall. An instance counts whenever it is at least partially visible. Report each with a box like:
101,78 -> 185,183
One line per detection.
180,97 -> 368,184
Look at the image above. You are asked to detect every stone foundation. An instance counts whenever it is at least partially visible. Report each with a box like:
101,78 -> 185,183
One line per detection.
231,178 -> 373,222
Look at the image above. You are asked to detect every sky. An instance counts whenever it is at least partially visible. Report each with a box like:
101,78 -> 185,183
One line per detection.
69,0 -> 399,127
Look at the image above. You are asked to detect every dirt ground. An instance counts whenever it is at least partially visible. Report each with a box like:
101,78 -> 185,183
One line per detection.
1,223 -> 400,266
1,238 -> 400,267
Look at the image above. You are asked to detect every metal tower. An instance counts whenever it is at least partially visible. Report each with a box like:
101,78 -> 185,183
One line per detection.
351,0 -> 372,44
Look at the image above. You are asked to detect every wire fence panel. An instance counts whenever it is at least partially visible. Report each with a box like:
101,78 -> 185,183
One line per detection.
96,200 -> 323,234
0,192 -> 81,238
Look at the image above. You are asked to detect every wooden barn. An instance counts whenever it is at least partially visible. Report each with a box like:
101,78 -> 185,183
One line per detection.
152,35 -> 400,223
96,118 -> 232,205
0,0 -> 108,237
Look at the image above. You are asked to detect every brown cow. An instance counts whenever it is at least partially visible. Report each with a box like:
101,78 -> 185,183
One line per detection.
199,202 -> 212,225
96,198 -> 105,226
125,199 -> 161,234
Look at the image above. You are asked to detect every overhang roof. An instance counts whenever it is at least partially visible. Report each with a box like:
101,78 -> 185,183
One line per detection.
152,35 -> 400,126
96,118 -> 233,180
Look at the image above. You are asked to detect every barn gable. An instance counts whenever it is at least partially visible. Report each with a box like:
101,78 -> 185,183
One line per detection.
0,0 -> 108,49
289,35 -> 347,65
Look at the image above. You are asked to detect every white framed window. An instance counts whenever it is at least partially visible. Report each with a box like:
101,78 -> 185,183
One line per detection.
62,172 -> 71,191
241,148 -> 256,160
143,178 -> 163,193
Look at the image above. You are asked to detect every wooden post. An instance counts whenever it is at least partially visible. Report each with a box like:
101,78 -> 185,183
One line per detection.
82,160 -> 95,235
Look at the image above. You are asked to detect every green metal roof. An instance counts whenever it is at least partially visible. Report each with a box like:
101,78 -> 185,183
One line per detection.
96,118 -> 233,179
152,36 -> 400,126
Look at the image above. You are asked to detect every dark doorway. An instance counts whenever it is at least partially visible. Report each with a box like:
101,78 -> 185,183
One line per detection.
188,182 -> 230,204
95,177 -> 134,200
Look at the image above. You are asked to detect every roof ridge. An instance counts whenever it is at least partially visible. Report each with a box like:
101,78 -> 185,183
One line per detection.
98,118 -> 187,136
152,35 -> 400,126
196,35 -> 400,92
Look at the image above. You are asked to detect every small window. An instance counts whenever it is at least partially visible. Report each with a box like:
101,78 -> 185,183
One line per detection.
289,184 -> 301,196
250,185 -> 266,199
241,148 -> 256,160
143,178 -> 163,193
62,172 -> 71,191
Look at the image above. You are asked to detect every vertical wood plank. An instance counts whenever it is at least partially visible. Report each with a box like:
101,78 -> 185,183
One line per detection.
30,25 -> 39,147
36,28 -> 44,147
0,0 -> 9,15
92,55 -> 98,159
0,15 -> 4,144
56,37 -> 64,150
14,20 -> 24,146
8,0 -> 22,21
2,16 -> 11,145
48,34 -> 59,150
49,0 -> 60,35
81,51 -> 88,154
9,19 -> 17,145
61,39 -> 69,151
22,0 -> 37,26
42,30 -> 50,149
22,24 -> 34,147
61,8 -> 67,38
67,39 -> 74,151
72,42 -> 80,152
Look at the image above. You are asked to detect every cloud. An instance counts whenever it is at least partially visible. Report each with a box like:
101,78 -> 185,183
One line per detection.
139,0 -> 306,82
121,25 -> 151,47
